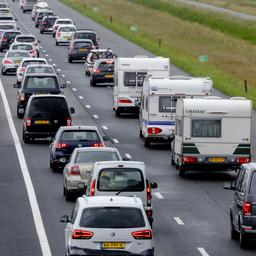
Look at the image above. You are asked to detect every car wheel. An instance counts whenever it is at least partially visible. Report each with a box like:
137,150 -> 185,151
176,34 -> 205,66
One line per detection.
51,162 -> 59,172
1,69 -> 6,75
23,131 -> 30,144
68,57 -> 72,63
23,9 -> 25,13
52,33 -> 55,37
179,165 -> 186,177
63,185 -> 66,196
17,109 -> 23,119
230,215 -> 239,240
90,79 -> 96,87
115,108 -> 121,117
65,190 -> 73,201
55,41 -> 59,46
240,232 -> 249,249
40,30 -> 43,34
144,137 -> 150,148
139,129 -> 143,138
171,155 -> 175,166
85,70 -> 89,76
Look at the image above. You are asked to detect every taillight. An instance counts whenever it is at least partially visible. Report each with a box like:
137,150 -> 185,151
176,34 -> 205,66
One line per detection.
182,156 -> 198,164
92,68 -> 100,74
90,179 -> 96,196
55,142 -> 70,149
3,59 -> 13,64
132,230 -> 152,240
30,50 -> 36,56
56,31 -> 61,37
67,117 -> 72,126
19,94 -> 25,101
91,45 -> 95,50
146,180 -> 152,206
70,166 -> 80,175
2,37 -> 7,42
72,229 -> 94,239
243,202 -> 252,216
26,117 -> 31,127
236,157 -> 250,164
92,143 -> 103,147
20,67 -> 26,73
148,127 -> 162,135
118,98 -> 132,104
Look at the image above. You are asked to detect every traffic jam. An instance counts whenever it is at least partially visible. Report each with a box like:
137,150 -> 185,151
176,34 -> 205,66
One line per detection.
0,0 -> 256,255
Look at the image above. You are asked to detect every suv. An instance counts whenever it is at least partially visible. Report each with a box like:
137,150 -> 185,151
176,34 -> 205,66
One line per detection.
71,29 -> 99,48
40,15 -> 58,34
60,196 -> 154,256
224,163 -> 256,248
22,95 -> 75,143
0,30 -> 21,51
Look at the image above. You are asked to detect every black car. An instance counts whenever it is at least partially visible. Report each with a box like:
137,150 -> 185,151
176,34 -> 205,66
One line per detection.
90,59 -> 114,87
68,39 -> 94,63
35,11 -> 54,28
14,73 -> 66,118
23,95 -> 75,143
224,163 -> 256,248
0,30 -> 21,51
40,15 -> 58,34
71,29 -> 99,48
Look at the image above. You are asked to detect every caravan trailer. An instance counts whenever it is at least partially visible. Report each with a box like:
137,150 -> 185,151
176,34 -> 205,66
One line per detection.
139,76 -> 213,147
172,97 -> 252,177
113,56 -> 170,116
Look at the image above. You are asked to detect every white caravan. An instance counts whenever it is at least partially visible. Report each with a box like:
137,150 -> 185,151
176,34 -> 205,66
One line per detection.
172,97 -> 252,177
140,76 -> 213,147
113,56 -> 170,116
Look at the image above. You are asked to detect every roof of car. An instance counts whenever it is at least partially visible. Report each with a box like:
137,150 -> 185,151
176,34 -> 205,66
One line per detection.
29,94 -> 66,99
58,125 -> 100,131
56,18 -> 72,21
93,161 -> 146,169
74,147 -> 119,153
23,73 -> 57,78
57,24 -> 75,28
16,34 -> 35,38
21,57 -> 47,62
72,39 -> 93,42
75,29 -> 94,32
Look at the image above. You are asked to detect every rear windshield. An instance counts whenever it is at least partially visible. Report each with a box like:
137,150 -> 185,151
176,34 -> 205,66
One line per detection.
57,20 -> 72,24
0,17 -> 14,20
80,207 -> 145,228
22,60 -> 46,67
97,168 -> 144,192
59,26 -> 75,32
61,130 -> 100,141
12,44 -> 32,51
7,51 -> 29,57
0,4 -> 8,8
5,32 -> 20,38
74,42 -> 92,49
16,37 -> 35,43
75,32 -> 96,41
28,97 -> 69,118
0,25 -> 14,29
249,172 -> 256,194
98,61 -> 114,70
25,77 -> 57,89
75,151 -> 119,163
27,66 -> 54,74
124,72 -> 147,87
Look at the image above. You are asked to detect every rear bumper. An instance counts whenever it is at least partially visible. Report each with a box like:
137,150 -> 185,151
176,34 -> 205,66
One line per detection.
25,131 -> 56,139
181,163 -> 241,171
117,106 -> 140,113
91,75 -> 114,84
2,65 -> 18,72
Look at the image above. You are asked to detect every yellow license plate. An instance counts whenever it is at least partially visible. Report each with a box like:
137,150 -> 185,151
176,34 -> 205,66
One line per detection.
15,60 -> 21,64
101,242 -> 125,249
207,157 -> 226,163
105,74 -> 113,78
79,48 -> 87,52
64,36 -> 71,40
35,120 -> 49,124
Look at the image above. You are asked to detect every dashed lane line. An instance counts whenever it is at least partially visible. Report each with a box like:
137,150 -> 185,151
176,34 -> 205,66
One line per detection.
102,126 -> 108,130
78,96 -> 84,99
93,114 -> 99,119
86,105 -> 91,109
198,247 -> 210,256
153,192 -> 164,199
113,138 -> 119,144
174,217 -> 184,225
125,153 -> 132,159
72,88 -> 77,91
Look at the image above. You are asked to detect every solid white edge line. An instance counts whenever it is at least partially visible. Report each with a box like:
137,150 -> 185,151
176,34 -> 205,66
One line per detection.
113,138 -> 119,143
125,153 -> 132,159
198,247 -> 210,256
0,79 -> 52,256
174,217 -> 184,225
102,126 -> 108,130
153,192 -> 164,199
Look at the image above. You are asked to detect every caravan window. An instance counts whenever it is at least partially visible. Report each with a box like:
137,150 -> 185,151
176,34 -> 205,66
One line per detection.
191,119 -> 221,137
124,72 -> 147,87
159,96 -> 178,113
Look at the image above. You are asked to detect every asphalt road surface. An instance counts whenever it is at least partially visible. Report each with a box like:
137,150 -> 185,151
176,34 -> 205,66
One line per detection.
1,0 -> 256,255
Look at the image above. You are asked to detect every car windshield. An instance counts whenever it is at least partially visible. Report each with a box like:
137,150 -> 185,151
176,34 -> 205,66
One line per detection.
12,44 -> 32,51
57,20 -> 71,24
75,151 -> 119,163
61,130 -> 100,141
80,207 -> 145,228
27,67 -> 54,74
22,61 -> 46,67
74,42 -> 92,49
97,168 -> 144,192
16,37 -> 35,43
59,26 -> 75,32
7,51 -> 29,57
25,77 -> 57,89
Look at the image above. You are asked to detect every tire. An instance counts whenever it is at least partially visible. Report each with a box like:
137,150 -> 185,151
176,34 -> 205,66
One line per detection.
115,108 -> 121,117
17,108 -> 23,119
90,79 -> 96,87
51,163 -> 59,172
63,185 -> 66,196
65,190 -> 73,201
144,137 -> 151,148
55,41 -> 59,46
68,57 -> 72,63
230,215 -> 239,240
179,165 -> 186,177
240,232 -> 249,249
1,69 -> 6,75
40,30 -> 43,34
85,70 -> 89,76
23,10 -> 25,13
171,155 -> 175,166
23,131 -> 30,144
52,32 -> 55,38
139,129 -> 143,138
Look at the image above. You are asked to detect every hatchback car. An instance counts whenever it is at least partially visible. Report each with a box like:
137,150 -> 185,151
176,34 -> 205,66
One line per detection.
39,15 -> 58,33
71,29 -> 98,48
10,42 -> 37,57
60,196 -> 154,256
224,163 -> 256,248
52,18 -> 73,37
55,24 -> 76,45
63,147 -> 122,200
13,34 -> 40,56
24,64 -> 55,76
68,39 -> 94,63
0,30 -> 21,51
22,0 -> 37,13
50,125 -> 108,171
90,59 -> 114,87
0,22 -> 16,30
35,9 -> 54,28
1,50 -> 29,75
22,95 -> 75,143
31,2 -> 49,21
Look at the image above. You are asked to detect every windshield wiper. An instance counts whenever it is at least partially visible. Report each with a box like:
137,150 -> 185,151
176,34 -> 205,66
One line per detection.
116,186 -> 131,195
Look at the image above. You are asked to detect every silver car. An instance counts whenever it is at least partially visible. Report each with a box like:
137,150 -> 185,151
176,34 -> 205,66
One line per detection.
63,147 -> 122,201
1,50 -> 30,75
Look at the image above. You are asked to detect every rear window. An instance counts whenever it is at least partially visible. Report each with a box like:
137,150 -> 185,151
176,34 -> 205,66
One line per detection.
75,151 -> 119,163
61,130 -> 100,141
27,67 -> 54,74
159,96 -> 178,113
7,51 -> 29,57
0,17 -> 14,20
22,61 -> 46,67
98,61 -> 114,69
249,172 -> 256,194
75,32 -> 96,41
16,37 -> 35,43
12,44 -> 32,51
57,20 -> 72,24
26,77 -> 57,89
124,72 -> 147,87
0,25 -> 14,29
74,42 -> 92,49
97,168 -> 144,192
80,207 -> 145,228
191,119 -> 221,138
59,27 -> 75,32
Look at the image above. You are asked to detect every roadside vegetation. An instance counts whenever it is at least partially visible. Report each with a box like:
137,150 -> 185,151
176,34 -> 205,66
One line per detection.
60,0 -> 256,106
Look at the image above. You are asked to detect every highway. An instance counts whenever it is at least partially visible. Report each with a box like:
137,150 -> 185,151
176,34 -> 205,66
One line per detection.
1,0 -> 256,255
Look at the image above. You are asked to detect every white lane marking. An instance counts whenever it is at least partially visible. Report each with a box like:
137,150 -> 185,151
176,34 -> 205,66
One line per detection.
93,114 -> 99,119
57,69 -> 61,72
102,125 -> 108,130
198,248 -> 210,256
72,88 -> 77,91
113,138 -> 119,144
61,74 -> 66,78
45,54 -> 48,56
0,80 -> 52,255
153,192 -> 164,199
78,95 -> 84,99
125,153 -> 132,159
86,104 -> 91,109
48,59 -> 52,62
52,64 -> 56,67
174,217 -> 184,225
39,46 -> 43,49
42,50 -> 46,53
66,81 -> 71,84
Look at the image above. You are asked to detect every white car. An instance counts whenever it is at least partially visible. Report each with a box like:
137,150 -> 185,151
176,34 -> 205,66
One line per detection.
55,24 -> 76,45
10,42 -> 37,57
19,0 -> 26,9
60,196 -> 154,256
52,18 -> 73,37
31,2 -> 48,21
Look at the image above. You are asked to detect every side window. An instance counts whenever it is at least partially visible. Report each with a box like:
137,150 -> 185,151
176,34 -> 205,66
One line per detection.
145,96 -> 148,111
241,170 -> 249,194
249,171 -> 256,194
141,95 -> 144,110
176,118 -> 182,136
235,168 -> 245,192
70,202 -> 79,224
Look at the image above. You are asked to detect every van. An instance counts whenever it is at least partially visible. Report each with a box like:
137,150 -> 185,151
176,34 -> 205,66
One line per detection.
113,56 -> 170,116
172,97 -> 252,177
22,0 -> 37,13
140,76 -> 213,147
22,95 -> 75,143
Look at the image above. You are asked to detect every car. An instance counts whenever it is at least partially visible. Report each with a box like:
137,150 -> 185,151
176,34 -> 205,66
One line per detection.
16,57 -> 48,84
55,24 -> 76,45
86,161 -> 157,225
31,2 -> 49,21
10,42 -> 37,57
50,125 -> 108,172
68,39 -> 94,63
22,94 -> 75,143
22,0 -> 37,13
14,73 -> 65,118
60,196 -> 154,256
0,21 -> 17,30
1,50 -> 30,75
0,8 -> 13,18
39,15 -> 58,33
13,34 -> 40,56
0,30 -> 21,51
90,59 -> 114,87
71,29 -> 99,48
85,48 -> 115,76
52,18 -> 73,37
35,9 -> 54,28
224,163 -> 256,249
0,2 -> 9,8
19,0 -> 25,9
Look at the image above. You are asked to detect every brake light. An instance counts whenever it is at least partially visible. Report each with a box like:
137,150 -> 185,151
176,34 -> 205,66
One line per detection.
92,143 -> 103,147
33,42 -> 38,46
148,127 -> 162,135
90,179 -> 96,196
146,180 -> 152,206
55,142 -> 70,149
72,229 -> 94,239
132,230 -> 152,240
30,50 -> 36,56
2,37 -> 7,42
19,94 -> 25,101
3,59 -> 13,64
236,157 -> 250,164
56,31 -> 61,37
67,117 -> 72,126
70,166 -> 80,175
91,45 -> 95,50
20,67 -> 26,72
182,156 -> 198,164
118,98 -> 132,104
26,117 -> 31,127
243,202 -> 252,216
92,68 -> 100,74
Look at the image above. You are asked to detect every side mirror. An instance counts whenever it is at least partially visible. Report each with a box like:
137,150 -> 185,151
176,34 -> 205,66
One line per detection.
103,135 -> 109,141
13,83 -> 20,88
150,182 -> 158,189
70,107 -> 75,114
223,182 -> 235,190
17,27 -> 20,30
61,83 -> 66,88
60,215 -> 70,223
122,157 -> 130,161
38,40 -> 41,43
